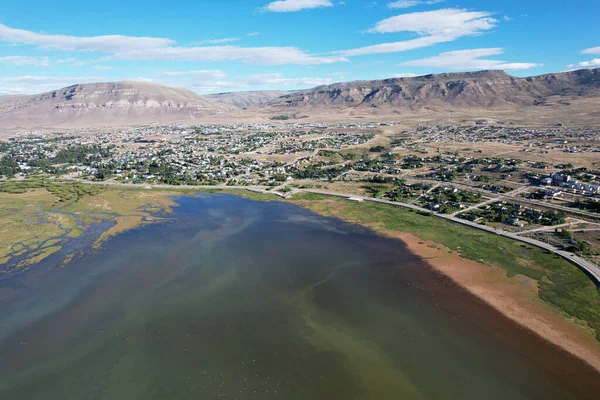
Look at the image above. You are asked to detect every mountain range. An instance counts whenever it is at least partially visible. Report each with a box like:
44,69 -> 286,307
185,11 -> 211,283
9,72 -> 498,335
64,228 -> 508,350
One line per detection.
0,81 -> 234,130
269,69 -> 600,110
205,90 -> 290,109
1,68 -> 599,130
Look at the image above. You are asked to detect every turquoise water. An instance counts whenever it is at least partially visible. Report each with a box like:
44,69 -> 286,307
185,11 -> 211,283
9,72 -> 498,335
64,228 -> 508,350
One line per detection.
0,194 -> 598,399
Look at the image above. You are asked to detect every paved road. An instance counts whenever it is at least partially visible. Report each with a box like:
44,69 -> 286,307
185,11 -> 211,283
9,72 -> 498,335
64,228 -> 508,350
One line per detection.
62,178 -> 289,198
515,220 -> 587,236
59,179 -> 600,287
406,178 -> 600,221
299,188 -> 600,287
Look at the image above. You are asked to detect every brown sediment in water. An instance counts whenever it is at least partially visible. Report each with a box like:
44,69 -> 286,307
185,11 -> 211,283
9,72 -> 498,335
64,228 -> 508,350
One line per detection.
286,195 -> 600,377
384,229 -> 600,374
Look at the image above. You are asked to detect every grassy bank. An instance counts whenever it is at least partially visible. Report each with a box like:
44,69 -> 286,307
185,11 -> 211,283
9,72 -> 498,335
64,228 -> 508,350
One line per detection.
0,180 -> 192,270
287,193 -> 600,341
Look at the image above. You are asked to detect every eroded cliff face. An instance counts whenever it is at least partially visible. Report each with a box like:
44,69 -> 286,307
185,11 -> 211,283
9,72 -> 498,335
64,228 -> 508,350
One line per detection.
269,69 -> 600,109
0,81 -> 235,129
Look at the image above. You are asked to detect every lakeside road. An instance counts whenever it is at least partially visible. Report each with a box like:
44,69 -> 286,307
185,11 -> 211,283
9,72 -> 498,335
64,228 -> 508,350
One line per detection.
59,179 -> 600,287
298,188 -> 600,287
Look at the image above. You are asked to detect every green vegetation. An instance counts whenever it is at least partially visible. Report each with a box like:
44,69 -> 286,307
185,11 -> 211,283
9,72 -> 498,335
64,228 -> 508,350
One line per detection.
291,164 -> 352,180
0,155 -> 18,178
196,188 -> 281,202
289,193 -> 600,341
461,203 -> 566,227
0,179 -> 104,202
369,145 -> 388,153
0,180 -> 196,270
361,183 -> 394,198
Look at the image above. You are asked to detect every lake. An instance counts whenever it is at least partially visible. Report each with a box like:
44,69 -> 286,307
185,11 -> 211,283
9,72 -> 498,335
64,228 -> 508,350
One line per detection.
0,193 -> 598,399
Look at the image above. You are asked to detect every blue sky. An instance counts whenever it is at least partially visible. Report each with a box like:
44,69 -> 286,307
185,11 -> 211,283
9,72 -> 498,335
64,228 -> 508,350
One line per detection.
0,0 -> 599,95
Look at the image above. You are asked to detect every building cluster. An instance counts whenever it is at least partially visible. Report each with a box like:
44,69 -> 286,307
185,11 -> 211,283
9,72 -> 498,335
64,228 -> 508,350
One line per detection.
541,172 -> 600,196
459,201 -> 566,227
0,122 -> 378,186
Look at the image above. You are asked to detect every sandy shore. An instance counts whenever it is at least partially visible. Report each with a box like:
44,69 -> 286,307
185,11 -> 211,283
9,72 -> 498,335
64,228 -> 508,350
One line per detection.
385,229 -> 600,373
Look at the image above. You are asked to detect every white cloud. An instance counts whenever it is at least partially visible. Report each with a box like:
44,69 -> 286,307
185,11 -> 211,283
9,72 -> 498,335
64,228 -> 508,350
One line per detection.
246,32 -> 261,36
0,75 -> 107,94
368,8 -> 496,36
339,35 -> 452,56
401,48 -> 540,70
0,87 -> 28,95
198,37 -> 240,45
161,70 -> 228,79
387,0 -> 443,9
567,59 -> 600,69
243,73 -> 332,86
0,23 -> 173,52
92,65 -> 114,71
0,23 -> 347,66
186,73 -> 332,93
0,55 -> 49,66
108,46 -> 347,65
263,0 -> 333,12
191,81 -> 237,93
340,8 -> 497,57
565,46 -> 600,70
390,72 -> 418,78
0,75 -> 105,85
582,46 -> 600,55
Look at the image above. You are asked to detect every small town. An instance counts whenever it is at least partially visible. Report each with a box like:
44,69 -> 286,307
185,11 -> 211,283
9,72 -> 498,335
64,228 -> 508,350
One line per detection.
1,122 -> 599,272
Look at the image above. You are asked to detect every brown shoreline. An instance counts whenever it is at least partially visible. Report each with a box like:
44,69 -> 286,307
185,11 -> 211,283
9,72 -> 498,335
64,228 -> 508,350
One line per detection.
386,229 -> 600,374
285,195 -> 600,376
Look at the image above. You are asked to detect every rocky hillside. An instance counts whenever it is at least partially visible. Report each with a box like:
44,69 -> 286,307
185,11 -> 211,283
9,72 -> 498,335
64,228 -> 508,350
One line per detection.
268,69 -> 600,110
205,90 -> 289,109
0,81 -> 235,129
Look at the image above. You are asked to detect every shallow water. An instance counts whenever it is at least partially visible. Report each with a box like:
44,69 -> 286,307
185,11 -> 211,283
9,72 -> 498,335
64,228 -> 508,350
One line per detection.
0,194 -> 598,399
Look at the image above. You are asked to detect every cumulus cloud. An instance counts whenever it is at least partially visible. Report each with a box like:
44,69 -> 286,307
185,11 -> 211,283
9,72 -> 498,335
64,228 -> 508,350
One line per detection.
400,48 -> 540,70
582,46 -> 600,55
263,0 -> 333,12
0,55 -> 49,66
567,59 -> 600,69
368,8 -> 496,36
0,23 -> 173,52
340,8 -> 497,57
565,46 -> 600,70
387,0 -> 443,9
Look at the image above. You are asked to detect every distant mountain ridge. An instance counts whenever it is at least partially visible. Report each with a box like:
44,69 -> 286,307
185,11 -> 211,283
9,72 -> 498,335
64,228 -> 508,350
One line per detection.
1,68 -> 600,130
205,90 -> 290,109
268,68 -> 600,109
0,81 -> 234,129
